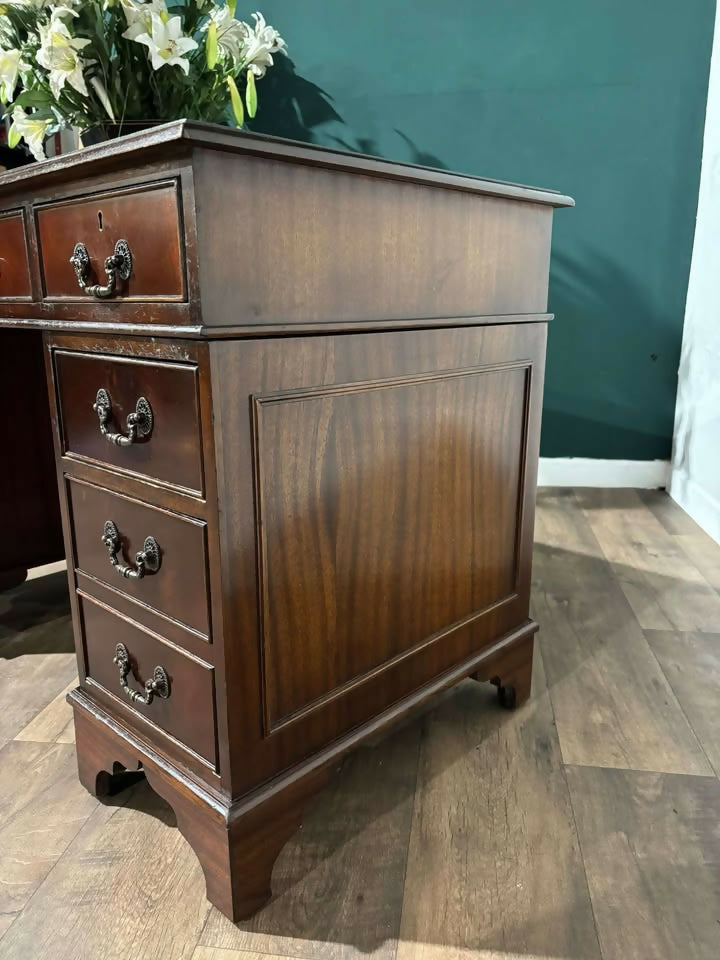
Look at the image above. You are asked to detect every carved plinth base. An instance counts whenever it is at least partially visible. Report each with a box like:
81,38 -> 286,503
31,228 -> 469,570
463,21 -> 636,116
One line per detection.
70,693 -> 329,922
69,624 -> 537,921
470,631 -> 535,709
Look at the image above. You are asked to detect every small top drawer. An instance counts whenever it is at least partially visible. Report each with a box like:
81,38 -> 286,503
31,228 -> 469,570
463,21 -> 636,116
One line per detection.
54,349 -> 204,495
0,209 -> 32,299
35,180 -> 185,301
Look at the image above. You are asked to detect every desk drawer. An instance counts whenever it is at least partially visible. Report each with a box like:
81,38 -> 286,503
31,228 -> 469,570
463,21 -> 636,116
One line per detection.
36,181 -> 185,301
79,593 -> 217,766
68,478 -> 210,639
0,210 -> 32,299
54,349 -> 204,495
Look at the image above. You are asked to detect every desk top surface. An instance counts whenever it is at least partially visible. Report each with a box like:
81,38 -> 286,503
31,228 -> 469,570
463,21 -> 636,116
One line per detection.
0,120 -> 574,209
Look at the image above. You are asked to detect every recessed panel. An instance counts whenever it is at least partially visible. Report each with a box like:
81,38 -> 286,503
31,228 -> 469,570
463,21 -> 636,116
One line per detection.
255,364 -> 529,728
0,210 -> 32,299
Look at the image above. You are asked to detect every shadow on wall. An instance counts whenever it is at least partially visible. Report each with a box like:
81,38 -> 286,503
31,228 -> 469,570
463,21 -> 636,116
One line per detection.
248,56 -> 448,169
543,248 -> 681,461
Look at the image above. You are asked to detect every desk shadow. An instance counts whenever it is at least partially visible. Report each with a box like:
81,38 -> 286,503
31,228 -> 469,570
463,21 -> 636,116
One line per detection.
0,570 -> 74,656
3,534 -> 693,956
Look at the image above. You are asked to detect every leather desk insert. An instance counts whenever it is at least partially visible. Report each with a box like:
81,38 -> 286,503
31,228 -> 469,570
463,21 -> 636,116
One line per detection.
0,122 -> 571,923
54,349 -> 204,495
0,209 -> 32,299
35,180 -> 186,301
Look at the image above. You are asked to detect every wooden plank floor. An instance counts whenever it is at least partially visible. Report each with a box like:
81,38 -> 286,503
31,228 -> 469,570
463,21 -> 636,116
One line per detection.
0,490 -> 718,960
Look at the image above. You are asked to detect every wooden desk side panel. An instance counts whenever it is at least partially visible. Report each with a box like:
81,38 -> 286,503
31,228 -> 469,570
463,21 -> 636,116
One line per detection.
210,323 -> 547,798
194,149 -> 553,327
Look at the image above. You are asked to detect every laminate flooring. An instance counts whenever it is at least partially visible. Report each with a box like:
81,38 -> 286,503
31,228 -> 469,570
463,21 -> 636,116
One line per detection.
0,491 -> 718,960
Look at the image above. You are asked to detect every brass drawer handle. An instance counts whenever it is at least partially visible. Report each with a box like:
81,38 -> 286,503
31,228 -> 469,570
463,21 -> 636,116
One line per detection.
102,520 -> 161,580
69,239 -> 132,299
93,388 -> 153,447
113,643 -> 170,705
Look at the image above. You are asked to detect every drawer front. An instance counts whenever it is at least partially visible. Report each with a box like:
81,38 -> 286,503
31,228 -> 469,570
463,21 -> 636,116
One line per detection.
36,181 -> 185,300
79,593 -> 217,766
68,478 -> 210,639
0,210 -> 32,299
54,349 -> 204,494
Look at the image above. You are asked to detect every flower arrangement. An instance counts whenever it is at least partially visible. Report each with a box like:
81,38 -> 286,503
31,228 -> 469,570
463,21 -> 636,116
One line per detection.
0,0 -> 286,161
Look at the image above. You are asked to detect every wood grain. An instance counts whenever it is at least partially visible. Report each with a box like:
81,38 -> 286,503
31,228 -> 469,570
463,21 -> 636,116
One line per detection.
195,151 -> 554,327
77,593 -> 217,767
200,722 -> 420,960
0,637 -> 76,746
397,680 -> 601,960
210,324 -> 545,796
566,765 -> 720,960
577,488 -> 720,631
644,629 -> 720,775
54,347 -> 204,495
533,489 -> 711,774
67,476 -> 211,638
0,210 -> 31,298
257,364 -> 528,727
14,680 -> 76,744
0,741 -> 97,925
193,951 -> 301,960
0,780 -> 210,960
36,180 -> 185,301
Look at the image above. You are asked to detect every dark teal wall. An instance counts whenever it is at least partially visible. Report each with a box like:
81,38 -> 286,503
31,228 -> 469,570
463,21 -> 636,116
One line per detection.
252,1 -> 715,458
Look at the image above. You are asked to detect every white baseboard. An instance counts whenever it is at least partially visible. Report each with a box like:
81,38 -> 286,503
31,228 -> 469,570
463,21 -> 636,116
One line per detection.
537,458 -> 670,489
669,472 -> 720,545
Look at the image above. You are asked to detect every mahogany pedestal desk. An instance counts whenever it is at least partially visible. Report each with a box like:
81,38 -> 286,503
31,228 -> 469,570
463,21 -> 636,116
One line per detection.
0,122 -> 572,920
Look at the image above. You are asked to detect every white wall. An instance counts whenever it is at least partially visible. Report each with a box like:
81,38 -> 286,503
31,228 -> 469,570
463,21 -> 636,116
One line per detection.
670,9 -> 720,544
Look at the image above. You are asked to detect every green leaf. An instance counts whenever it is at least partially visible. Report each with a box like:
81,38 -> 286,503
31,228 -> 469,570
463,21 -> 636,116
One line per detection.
245,69 -> 257,118
227,0 -> 237,16
12,90 -> 52,109
227,75 -> 244,127
206,19 -> 218,69
8,124 -> 20,149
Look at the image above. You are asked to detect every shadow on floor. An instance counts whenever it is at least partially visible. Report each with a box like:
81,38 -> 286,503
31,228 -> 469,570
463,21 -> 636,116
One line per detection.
2,517 -> 707,955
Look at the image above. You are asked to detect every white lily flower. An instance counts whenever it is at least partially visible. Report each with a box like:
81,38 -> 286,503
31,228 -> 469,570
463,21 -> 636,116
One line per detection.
37,15 -> 91,100
202,5 -> 246,66
134,13 -> 198,76
120,0 -> 168,42
0,48 -> 29,102
239,11 -> 286,78
9,106 -> 50,162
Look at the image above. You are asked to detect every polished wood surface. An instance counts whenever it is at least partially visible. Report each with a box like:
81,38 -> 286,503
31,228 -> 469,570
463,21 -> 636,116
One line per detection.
209,324 -> 545,793
257,362 -> 527,727
1,491 -> 719,960
194,150 -> 554,326
0,210 -> 31,299
67,476 -> 211,638
78,593 -> 217,766
54,348 -> 204,494
0,124 -> 570,920
35,179 -> 186,301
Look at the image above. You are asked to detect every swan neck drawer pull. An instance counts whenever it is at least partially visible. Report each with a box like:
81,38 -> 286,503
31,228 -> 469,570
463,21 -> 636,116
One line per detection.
93,388 -> 153,447
102,520 -> 161,580
113,643 -> 170,705
69,239 -> 132,299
